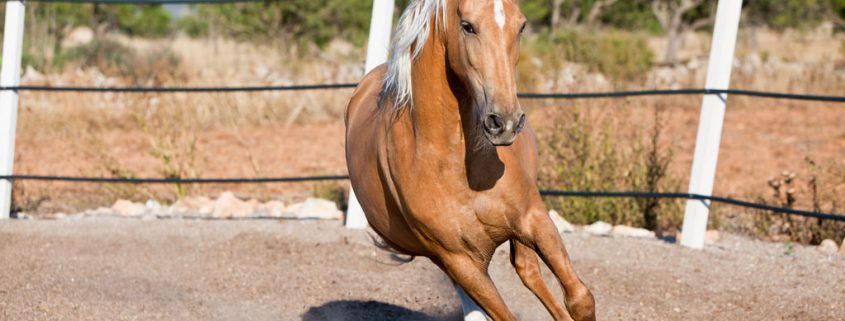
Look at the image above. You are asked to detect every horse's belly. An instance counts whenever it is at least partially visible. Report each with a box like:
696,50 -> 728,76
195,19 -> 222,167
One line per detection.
346,106 -> 430,257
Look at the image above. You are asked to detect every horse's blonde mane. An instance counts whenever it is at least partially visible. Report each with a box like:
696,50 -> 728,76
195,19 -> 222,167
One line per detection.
382,0 -> 447,111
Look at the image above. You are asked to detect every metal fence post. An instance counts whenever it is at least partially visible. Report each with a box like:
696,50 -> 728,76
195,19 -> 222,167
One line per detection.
0,1 -> 26,219
680,0 -> 743,249
346,0 -> 395,229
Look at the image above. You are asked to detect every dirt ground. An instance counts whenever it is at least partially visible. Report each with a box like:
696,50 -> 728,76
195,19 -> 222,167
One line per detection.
1,218 -> 842,321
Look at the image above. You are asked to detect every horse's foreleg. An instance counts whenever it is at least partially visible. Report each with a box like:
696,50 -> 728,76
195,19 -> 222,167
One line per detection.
454,283 -> 492,321
510,240 -> 571,321
517,210 -> 596,321
437,254 -> 516,321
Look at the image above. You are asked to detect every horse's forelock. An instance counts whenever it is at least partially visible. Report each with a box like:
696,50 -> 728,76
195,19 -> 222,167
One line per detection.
382,0 -> 447,112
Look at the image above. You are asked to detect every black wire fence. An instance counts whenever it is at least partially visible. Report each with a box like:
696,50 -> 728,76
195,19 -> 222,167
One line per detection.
3,85 -> 845,221
3,0 -> 845,221
4,85 -> 845,103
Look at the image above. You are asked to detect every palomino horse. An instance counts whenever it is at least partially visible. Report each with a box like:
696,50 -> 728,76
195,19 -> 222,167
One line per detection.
345,0 -> 595,320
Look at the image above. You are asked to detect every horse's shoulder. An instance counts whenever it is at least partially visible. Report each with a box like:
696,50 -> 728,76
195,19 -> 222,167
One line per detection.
346,64 -> 387,126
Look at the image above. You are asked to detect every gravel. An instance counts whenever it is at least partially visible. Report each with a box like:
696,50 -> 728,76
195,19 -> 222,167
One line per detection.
1,218 -> 843,320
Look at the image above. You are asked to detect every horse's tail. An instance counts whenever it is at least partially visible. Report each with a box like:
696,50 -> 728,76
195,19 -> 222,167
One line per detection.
368,232 -> 415,264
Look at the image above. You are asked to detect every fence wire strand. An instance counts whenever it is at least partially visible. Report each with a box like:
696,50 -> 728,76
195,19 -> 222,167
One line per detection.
3,175 -> 844,221
3,85 -> 845,102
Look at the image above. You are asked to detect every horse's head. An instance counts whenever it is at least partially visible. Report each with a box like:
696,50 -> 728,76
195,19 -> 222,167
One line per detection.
446,0 -> 526,146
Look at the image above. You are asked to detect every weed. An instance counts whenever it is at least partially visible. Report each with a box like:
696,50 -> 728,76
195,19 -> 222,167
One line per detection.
312,182 -> 345,210
753,158 -> 845,245
540,106 -> 681,232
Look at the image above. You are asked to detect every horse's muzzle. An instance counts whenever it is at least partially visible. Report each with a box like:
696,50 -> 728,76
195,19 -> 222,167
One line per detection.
483,112 -> 526,146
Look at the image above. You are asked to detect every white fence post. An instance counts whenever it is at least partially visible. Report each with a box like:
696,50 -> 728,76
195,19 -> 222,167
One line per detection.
0,1 -> 26,219
680,0 -> 743,249
346,0 -> 395,229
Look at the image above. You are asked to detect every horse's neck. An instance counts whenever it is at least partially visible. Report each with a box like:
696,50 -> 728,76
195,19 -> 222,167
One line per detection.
409,50 -> 460,144
399,33 -> 500,189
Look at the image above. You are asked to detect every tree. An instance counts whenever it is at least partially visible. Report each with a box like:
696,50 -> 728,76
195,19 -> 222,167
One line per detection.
744,0 -> 839,30
187,0 -> 374,48
550,0 -> 564,29
651,0 -> 713,65
586,0 -> 618,25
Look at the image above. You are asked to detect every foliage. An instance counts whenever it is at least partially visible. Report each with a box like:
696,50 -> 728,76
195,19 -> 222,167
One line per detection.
187,1 -> 374,47
108,4 -> 173,38
520,30 -> 653,82
599,0 -> 663,33
744,0 -> 835,30
54,38 -> 185,85
539,107 -> 682,233
54,38 -> 136,76
521,0 -> 552,28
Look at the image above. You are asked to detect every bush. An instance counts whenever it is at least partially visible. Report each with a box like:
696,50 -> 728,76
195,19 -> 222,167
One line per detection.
55,39 -> 136,76
519,30 -> 653,84
539,107 -> 682,233
188,1 -> 374,48
54,38 -> 185,85
112,4 -> 173,38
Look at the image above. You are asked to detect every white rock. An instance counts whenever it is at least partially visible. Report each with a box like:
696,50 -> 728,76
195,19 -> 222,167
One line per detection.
171,196 -> 213,215
85,207 -> 112,217
145,199 -> 161,210
704,230 -> 721,245
62,26 -> 94,47
819,239 -> 839,254
585,221 -> 612,236
610,225 -> 655,239
283,198 -> 342,220
548,210 -> 575,233
258,200 -> 286,217
212,192 -> 257,218
21,65 -> 46,84
112,200 -> 146,217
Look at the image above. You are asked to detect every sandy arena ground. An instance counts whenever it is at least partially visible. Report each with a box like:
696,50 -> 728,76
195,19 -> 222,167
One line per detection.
1,218 -> 843,321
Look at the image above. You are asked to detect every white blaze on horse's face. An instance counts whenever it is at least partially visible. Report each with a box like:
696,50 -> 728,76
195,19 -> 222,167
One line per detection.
448,0 -> 527,146
493,0 -> 506,29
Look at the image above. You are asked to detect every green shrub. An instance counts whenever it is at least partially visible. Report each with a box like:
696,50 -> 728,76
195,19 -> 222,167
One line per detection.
599,1 -> 663,33
177,14 -> 209,38
54,38 -> 184,85
519,30 -> 653,85
188,1 -> 374,48
112,4 -> 174,38
55,39 -> 136,76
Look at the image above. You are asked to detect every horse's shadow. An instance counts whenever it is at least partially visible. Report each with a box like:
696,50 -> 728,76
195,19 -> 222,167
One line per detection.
302,300 -> 461,321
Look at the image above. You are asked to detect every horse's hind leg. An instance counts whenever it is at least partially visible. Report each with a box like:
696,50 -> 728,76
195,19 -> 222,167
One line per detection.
510,240 -> 570,321
516,210 -> 596,321
436,254 -> 516,321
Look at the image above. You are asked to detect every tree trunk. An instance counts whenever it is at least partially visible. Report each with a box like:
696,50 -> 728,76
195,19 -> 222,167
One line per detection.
664,26 -> 681,65
550,0 -> 564,30
565,0 -> 581,26
652,0 -> 707,65
586,0 -> 617,25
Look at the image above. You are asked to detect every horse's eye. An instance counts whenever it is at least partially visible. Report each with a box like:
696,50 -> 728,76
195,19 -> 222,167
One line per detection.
461,21 -> 476,35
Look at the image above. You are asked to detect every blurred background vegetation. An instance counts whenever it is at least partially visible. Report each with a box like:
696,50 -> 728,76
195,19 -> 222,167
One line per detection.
5,0 -> 845,73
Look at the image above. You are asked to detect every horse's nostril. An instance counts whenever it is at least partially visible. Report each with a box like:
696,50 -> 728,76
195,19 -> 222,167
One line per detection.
515,113 -> 526,133
484,114 -> 505,134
